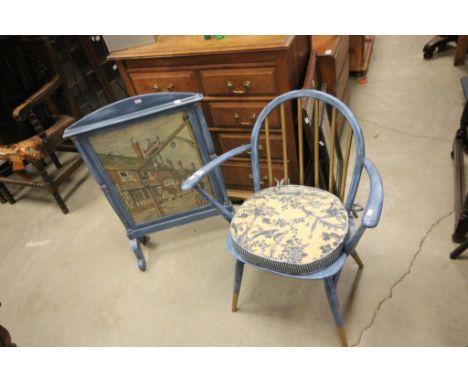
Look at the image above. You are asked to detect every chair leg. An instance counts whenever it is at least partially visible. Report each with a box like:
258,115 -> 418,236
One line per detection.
33,161 -> 69,214
350,250 -> 364,269
49,152 -> 62,169
0,183 -> 15,204
51,191 -> 69,214
232,260 -> 244,312
450,240 -> 468,259
324,277 -> 348,347
0,188 -> 6,204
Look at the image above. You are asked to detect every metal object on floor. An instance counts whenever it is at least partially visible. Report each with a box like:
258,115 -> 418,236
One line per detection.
64,92 -> 231,271
423,36 -> 458,59
182,89 -> 384,346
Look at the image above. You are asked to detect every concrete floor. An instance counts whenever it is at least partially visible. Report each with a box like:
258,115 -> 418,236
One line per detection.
1,36 -> 467,346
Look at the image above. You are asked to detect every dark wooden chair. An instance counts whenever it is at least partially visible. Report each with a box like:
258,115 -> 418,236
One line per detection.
0,74 -> 83,214
450,77 -> 468,259
0,303 -> 15,347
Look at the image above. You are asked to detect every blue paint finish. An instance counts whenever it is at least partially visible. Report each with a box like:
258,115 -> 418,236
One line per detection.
181,144 -> 252,192
362,158 -> 384,228
194,185 -> 234,223
324,277 -> 344,327
182,90 -> 383,345
64,92 -> 232,271
233,260 -> 244,295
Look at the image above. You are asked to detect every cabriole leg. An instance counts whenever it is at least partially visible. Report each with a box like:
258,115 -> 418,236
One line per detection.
130,238 -> 147,271
232,260 -> 244,312
324,276 -> 348,347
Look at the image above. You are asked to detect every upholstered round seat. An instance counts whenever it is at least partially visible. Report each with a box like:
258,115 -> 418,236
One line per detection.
230,185 -> 349,275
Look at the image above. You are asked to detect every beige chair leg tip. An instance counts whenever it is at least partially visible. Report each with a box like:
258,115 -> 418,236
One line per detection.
337,326 -> 348,347
231,293 -> 239,313
352,254 -> 364,269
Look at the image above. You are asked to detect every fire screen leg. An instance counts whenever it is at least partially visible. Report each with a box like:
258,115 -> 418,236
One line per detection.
130,238 -> 147,271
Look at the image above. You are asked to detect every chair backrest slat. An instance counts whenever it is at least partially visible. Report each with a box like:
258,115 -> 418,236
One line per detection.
280,103 -> 289,182
264,116 -> 274,188
340,128 -> 353,201
328,107 -> 337,193
314,99 -> 320,187
297,100 -> 304,186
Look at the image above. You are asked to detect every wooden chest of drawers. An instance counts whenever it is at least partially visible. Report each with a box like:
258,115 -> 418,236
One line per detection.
109,36 -> 311,199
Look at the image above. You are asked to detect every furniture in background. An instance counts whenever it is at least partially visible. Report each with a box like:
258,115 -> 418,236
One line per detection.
107,36 -> 311,199
423,36 -> 467,66
182,89 -> 384,346
0,36 -> 129,210
64,92 -> 232,271
0,73 -> 83,213
449,77 -> 468,259
311,36 -> 350,132
0,36 -> 42,146
0,303 -> 15,347
349,36 -> 375,74
454,36 -> 468,66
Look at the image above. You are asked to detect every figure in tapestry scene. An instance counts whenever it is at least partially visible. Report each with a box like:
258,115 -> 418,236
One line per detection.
89,112 -> 214,224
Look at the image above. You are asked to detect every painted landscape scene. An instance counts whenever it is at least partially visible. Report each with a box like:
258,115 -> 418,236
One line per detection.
89,111 -> 214,224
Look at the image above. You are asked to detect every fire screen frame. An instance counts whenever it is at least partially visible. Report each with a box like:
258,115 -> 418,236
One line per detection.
64,92 -> 232,271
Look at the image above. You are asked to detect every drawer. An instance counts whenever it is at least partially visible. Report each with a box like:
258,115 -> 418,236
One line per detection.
214,132 -> 284,160
200,67 -> 278,96
129,70 -> 198,94
209,102 -> 280,129
221,161 -> 285,189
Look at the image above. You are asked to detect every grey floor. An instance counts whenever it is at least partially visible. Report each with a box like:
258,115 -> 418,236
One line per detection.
1,36 -> 467,346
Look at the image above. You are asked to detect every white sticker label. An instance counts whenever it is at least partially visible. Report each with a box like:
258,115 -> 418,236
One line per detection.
174,99 -> 182,104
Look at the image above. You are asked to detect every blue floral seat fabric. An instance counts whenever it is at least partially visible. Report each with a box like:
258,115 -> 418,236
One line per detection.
230,185 -> 349,275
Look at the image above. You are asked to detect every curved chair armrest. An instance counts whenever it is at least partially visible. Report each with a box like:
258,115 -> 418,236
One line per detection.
13,74 -> 62,122
181,144 -> 251,191
344,158 -> 383,253
362,158 -> 384,228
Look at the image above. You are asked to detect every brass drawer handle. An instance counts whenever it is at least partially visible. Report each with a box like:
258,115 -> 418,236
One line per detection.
249,174 -> 268,185
153,83 -> 160,92
246,144 -> 262,155
227,80 -> 251,94
167,83 -> 175,91
234,112 -> 256,128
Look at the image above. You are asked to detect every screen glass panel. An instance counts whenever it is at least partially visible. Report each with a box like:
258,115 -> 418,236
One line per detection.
89,111 -> 215,224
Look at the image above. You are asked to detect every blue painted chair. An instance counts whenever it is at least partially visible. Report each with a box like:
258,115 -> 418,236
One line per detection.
182,89 -> 383,346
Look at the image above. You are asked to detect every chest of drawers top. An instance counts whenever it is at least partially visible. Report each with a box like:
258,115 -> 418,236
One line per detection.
109,36 -> 309,97
108,35 -> 297,60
